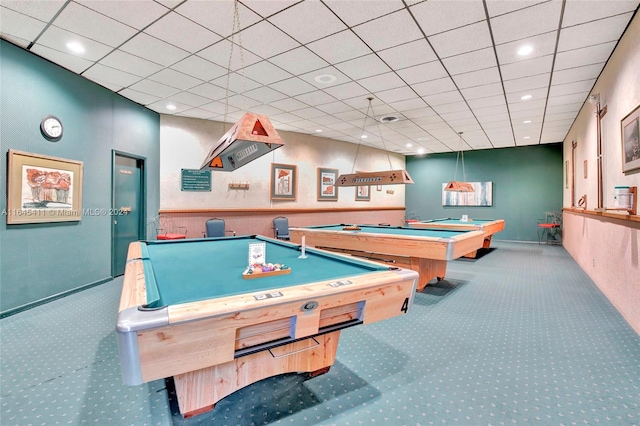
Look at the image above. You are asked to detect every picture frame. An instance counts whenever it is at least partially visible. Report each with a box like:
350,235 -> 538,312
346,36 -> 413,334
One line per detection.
7,149 -> 83,224
270,163 -> 297,201
355,184 -> 370,201
317,168 -> 338,201
621,104 -> 640,173
442,182 -> 492,206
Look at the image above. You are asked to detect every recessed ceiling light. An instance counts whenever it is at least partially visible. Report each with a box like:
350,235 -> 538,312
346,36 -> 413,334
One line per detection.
417,148 -> 425,154
524,136 -> 531,139
517,45 -> 533,56
520,94 -> 532,100
416,136 -> 429,141
166,104 -> 176,110
314,74 -> 337,84
523,120 -> 532,124
379,115 -> 399,123
315,129 -> 322,133
66,42 -> 85,54
406,143 -> 413,148
361,134 -> 368,139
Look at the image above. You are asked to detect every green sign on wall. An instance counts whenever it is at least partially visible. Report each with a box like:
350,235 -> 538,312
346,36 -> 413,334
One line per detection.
181,169 -> 211,191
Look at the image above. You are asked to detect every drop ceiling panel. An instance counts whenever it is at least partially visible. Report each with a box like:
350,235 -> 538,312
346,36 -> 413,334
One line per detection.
335,54 -> 392,81
558,14 -> 632,52
144,11 -> 221,54
324,0 -> 404,27
1,0 -> 67,21
100,51 -> 163,79
170,55 -> 226,81
322,82 -> 370,101
187,83 -> 227,101
36,26 -> 113,61
119,88 -> 161,105
561,0 -> 639,27
244,86 -> 289,104
503,73 -> 550,93
452,67 -> 501,89
269,78 -> 317,97
551,63 -> 603,85
461,83 -> 505,100
197,40 -> 262,70
495,31 -> 558,65
409,0 -> 486,36
429,21 -> 493,59
174,1 -> 261,38
554,41 -> 617,70
489,1 -> 563,44
83,63 -> 141,87
268,47 -> 329,76
306,30 -> 371,64
78,0 -> 169,30
0,7 -> 47,41
30,44 -> 93,73
120,32 -> 190,66
267,1 -> 346,44
378,39 -> 438,70
240,61 -> 293,85
352,9 -> 423,52
500,55 -> 553,80
442,48 -> 498,75
167,91 -> 212,108
413,77 -> 457,97
357,72 -> 407,93
237,21 -> 299,59
148,68 -> 202,90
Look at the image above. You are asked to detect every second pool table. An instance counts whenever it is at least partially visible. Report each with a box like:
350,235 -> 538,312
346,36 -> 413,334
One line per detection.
116,235 -> 418,417
289,224 -> 485,290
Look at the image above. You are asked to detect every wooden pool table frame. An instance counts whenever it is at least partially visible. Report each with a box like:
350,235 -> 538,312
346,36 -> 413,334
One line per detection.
117,238 -> 418,418
289,225 -> 485,291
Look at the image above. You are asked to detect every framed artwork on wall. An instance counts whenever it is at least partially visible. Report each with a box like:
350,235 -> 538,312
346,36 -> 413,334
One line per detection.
317,168 -> 338,201
6,149 -> 84,224
270,163 -> 297,201
355,184 -> 370,201
621,104 -> 640,173
442,182 -> 492,206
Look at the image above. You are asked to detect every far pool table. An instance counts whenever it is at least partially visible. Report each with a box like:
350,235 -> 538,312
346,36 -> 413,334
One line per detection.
407,218 -> 505,257
289,224 -> 485,291
116,235 -> 418,418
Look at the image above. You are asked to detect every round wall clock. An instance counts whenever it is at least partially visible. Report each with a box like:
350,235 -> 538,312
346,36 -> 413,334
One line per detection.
40,115 -> 63,141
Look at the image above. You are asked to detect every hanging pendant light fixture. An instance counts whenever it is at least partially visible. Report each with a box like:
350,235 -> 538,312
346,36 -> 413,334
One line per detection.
200,0 -> 283,172
335,97 -> 414,187
444,132 -> 474,192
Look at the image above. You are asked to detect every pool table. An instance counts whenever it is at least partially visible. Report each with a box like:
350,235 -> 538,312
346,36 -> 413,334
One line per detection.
116,235 -> 418,418
289,224 -> 485,291
407,218 -> 505,257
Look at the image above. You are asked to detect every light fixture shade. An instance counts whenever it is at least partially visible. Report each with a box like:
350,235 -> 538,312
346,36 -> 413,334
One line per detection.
335,170 -> 414,187
444,181 -> 475,192
200,112 -> 284,171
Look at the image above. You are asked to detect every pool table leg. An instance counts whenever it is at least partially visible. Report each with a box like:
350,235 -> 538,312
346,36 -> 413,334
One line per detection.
404,257 -> 447,291
173,331 -> 341,418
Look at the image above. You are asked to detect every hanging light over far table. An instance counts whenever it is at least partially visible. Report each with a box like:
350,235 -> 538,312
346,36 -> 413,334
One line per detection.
444,132 -> 474,193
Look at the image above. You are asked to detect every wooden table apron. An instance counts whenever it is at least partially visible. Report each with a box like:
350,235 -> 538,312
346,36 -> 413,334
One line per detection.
289,225 -> 485,291
116,236 -> 418,417
407,218 -> 505,256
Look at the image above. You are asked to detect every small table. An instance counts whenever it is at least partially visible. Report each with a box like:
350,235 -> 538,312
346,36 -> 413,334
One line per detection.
407,218 -> 505,257
116,236 -> 418,418
289,224 -> 485,290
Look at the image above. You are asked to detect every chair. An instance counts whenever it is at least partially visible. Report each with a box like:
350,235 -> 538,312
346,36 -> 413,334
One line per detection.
154,215 -> 187,240
273,216 -> 290,240
537,211 -> 562,245
205,218 -> 235,237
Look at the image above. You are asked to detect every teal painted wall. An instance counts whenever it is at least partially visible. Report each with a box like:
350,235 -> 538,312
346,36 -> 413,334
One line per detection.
406,144 -> 563,241
0,41 -> 160,313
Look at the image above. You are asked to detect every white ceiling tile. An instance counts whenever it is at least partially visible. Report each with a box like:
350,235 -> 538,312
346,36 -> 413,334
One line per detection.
547,93 -> 590,107
269,97 -> 309,112
1,0 -> 66,21
396,60 -> 449,86
120,32 -> 189,66
37,25 -> 113,61
549,80 -> 596,98
402,107 -> 437,119
166,91 -> 212,108
503,73 -> 550,93
490,1 -> 563,44
310,115 -> 344,126
249,104 -> 285,116
118,88 -> 161,105
357,72 -> 406,93
554,41 -> 616,71
30,43 -> 94,73
295,92 -> 336,107
485,1 -> 548,18
148,68 -> 202,90
77,0 -> 169,30
224,94 -> 261,110
452,67 -> 502,89
239,61 -> 292,85
291,107 -> 327,119
306,30 -> 371,64
315,101 -> 353,115
505,87 -> 548,103
170,55 -> 226,81
511,108 -> 544,119
144,11 -> 221,54
373,86 -> 417,104
468,95 -> 507,109
210,72 -> 262,93
83,63 -> 141,87
423,90 -> 465,106
508,99 -> 545,112
197,40 -> 262,70
335,54 -> 392,81
413,77 -> 457,97
148,99 -> 191,114
551,63 -> 603,85
128,78 -> 182,98
100,50 -> 163,78
242,0 -> 299,18
0,33 -> 31,49
474,105 -> 509,118
0,6 -> 47,41
176,108 -> 215,119
237,21 -> 299,59
378,39 -> 438,70
53,2 -> 137,47
269,112 -> 305,124
268,47 -> 329,75
443,48 -> 497,75
389,98 -> 428,112
187,83 -> 227,101
267,1 -> 346,44
174,1 -> 261,38
434,102 -> 472,115
562,0 -> 639,27
352,9 -> 423,51
545,103 -> 581,115
269,77 -> 317,97
323,82 -> 370,100
323,0 -> 404,26
429,21 -> 493,59
558,14 -> 632,52
500,55 -> 553,80
495,31 -> 558,65
298,66 -> 351,89
461,83 -> 504,100
333,110 -> 367,122
244,86 -> 288,104
410,0 -> 486,36
199,101 -> 239,115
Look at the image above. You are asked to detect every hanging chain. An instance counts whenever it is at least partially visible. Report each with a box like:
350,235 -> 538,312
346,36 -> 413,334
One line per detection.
351,98 -> 373,173
223,0 -> 245,128
370,101 -> 395,171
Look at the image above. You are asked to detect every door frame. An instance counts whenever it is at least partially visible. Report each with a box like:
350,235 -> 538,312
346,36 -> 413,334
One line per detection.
111,150 -> 147,277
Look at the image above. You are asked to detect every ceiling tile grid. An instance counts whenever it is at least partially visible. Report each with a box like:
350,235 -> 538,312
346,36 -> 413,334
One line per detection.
1,0 -> 638,155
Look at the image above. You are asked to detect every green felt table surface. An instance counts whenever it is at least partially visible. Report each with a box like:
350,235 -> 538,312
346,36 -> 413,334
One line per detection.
140,236 -> 388,307
300,224 -> 469,239
419,218 -> 495,225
